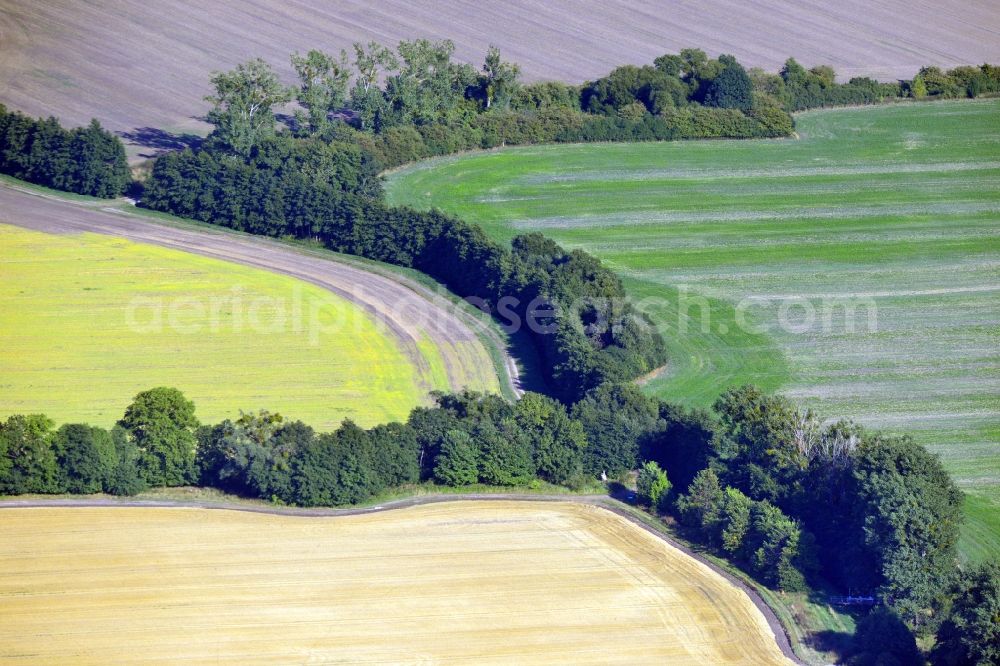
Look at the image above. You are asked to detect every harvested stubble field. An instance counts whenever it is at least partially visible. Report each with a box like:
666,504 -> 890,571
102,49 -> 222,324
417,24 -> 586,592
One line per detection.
0,184 -> 500,430
0,502 -> 793,665
386,100 -> 1000,561
1,0 -> 999,141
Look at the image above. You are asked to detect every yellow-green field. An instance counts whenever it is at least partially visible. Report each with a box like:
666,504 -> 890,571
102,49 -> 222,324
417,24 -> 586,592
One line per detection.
0,502 -> 793,664
0,224 -> 451,429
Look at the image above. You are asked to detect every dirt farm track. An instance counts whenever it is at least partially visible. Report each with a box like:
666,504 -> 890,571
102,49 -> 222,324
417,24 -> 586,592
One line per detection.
1,0 -> 999,142
0,499 -> 795,665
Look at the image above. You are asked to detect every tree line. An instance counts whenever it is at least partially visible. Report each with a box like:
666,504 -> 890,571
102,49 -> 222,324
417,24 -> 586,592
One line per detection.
557,383 -> 997,664
752,59 -> 1000,112
197,44 -> 796,170
0,105 -> 129,197
0,387 -> 590,503
193,44 -> 1000,170
3,47 -> 997,202
140,142 -> 667,404
2,384 -> 995,663
2,42 -> 998,663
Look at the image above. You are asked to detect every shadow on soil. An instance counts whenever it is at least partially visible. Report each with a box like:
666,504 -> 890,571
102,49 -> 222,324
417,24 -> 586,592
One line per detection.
120,127 -> 203,158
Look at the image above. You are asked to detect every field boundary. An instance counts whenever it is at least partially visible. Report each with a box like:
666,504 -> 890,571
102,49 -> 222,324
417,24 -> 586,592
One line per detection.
0,179 -> 521,400
0,493 -> 803,664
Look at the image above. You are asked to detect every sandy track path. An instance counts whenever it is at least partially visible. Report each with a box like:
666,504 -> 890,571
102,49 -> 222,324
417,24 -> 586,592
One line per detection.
0,183 -> 513,397
0,497 -> 798,665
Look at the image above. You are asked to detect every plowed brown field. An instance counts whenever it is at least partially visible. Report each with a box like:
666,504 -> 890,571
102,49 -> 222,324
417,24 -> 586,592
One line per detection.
1,0 -> 998,142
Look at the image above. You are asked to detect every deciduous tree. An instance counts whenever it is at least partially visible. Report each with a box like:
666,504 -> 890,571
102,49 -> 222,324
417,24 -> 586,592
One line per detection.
0,414 -> 57,494
434,429 -> 479,486
852,433 -> 963,630
480,45 -> 520,110
350,41 -> 398,130
51,423 -> 115,494
933,561 -> 1000,665
291,49 -> 351,134
206,58 -> 291,155
636,460 -> 670,512
119,387 -> 199,486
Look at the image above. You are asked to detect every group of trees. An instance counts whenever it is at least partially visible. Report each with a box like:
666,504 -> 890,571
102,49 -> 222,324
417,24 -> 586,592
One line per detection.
580,50 -> 760,115
3,40 -> 999,664
911,64 -> 1000,101
0,105 -> 129,197
0,388 -> 589,506
197,44 -> 796,172
588,383 -> 988,662
588,53 -> 1000,118
564,380 -> 965,631
416,374 -> 988,661
677,469 -> 817,591
0,388 -> 201,498
748,59 -> 905,112
141,139 -> 667,404
751,59 -> 1000,112
3,381 -> 996,661
193,44 -> 1000,177
197,390 -> 589,506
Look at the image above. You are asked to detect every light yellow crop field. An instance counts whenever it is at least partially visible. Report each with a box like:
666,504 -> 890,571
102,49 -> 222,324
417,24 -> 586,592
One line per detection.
0,224 -> 449,430
0,502 -> 792,665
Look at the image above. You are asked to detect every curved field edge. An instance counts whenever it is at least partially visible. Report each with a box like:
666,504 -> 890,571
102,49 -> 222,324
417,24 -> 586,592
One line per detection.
384,100 -> 1000,562
0,174 -> 520,401
0,223 -> 433,429
0,177 -> 516,405
0,494 -> 798,663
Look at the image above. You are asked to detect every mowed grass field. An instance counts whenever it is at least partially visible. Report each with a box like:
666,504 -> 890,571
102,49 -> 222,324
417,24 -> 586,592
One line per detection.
0,224 -> 456,430
386,100 -> 1000,561
0,502 -> 792,665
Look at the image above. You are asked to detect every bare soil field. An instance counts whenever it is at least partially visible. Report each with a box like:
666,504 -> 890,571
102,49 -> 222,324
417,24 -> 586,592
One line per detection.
0,501 -> 794,664
1,0 -> 998,146
0,183 -> 506,413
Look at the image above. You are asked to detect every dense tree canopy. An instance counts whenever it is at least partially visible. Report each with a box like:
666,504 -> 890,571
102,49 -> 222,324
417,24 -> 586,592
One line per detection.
676,472 -> 815,592
119,387 -> 199,487
703,55 -> 753,110
51,423 -> 115,494
571,383 -> 662,475
852,433 -> 963,629
0,414 -> 57,494
0,106 -> 129,197
933,562 -> 1000,665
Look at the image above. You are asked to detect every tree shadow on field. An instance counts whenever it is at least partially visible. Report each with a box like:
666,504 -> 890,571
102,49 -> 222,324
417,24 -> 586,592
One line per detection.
119,127 -> 203,158
807,629 -> 854,662
607,481 -> 637,504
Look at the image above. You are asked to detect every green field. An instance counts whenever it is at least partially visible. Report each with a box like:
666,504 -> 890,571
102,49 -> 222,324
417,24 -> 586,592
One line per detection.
0,224 -> 451,430
386,99 -> 1000,561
